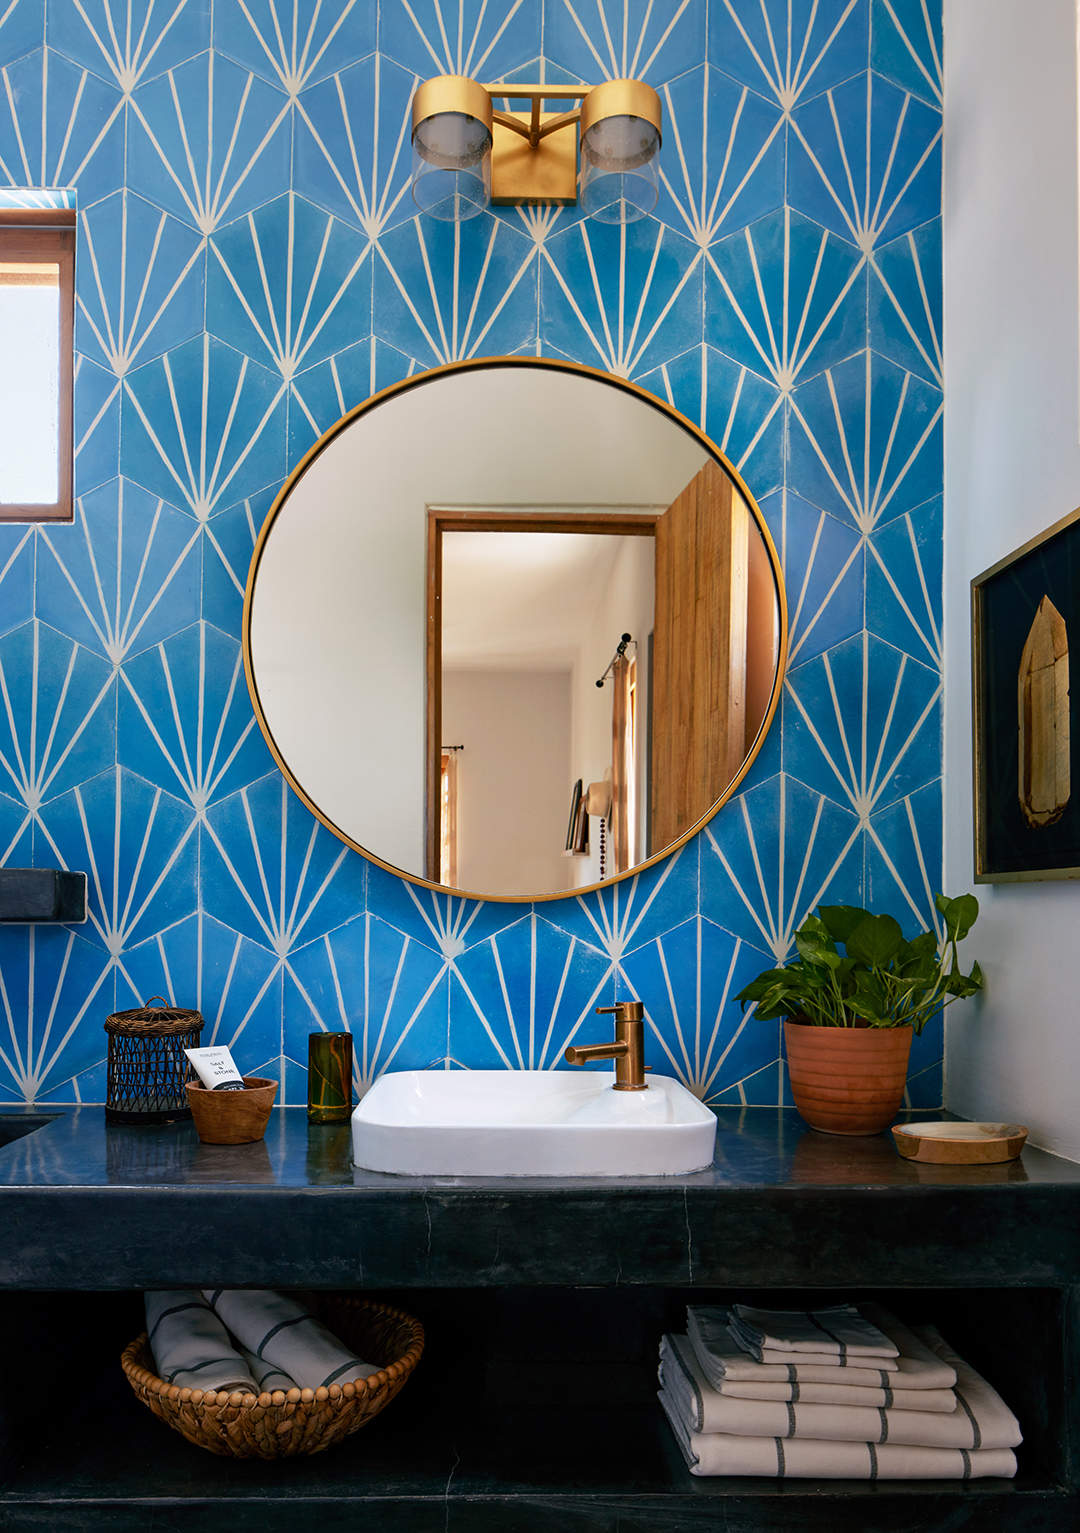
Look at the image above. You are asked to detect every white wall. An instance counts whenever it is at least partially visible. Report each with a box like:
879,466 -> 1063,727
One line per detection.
442,670 -> 571,896
568,535 -> 655,886
944,0 -> 1080,1159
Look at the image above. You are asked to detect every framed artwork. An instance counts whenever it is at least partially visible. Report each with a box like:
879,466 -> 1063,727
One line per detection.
973,505 -> 1080,881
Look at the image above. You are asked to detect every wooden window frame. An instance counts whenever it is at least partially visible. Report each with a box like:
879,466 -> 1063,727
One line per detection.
0,210 -> 76,522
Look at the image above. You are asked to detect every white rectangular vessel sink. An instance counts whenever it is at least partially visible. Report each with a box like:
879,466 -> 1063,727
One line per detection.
351,1069 -> 717,1177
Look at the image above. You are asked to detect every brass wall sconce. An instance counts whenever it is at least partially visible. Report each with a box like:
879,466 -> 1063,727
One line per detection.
410,75 -> 662,224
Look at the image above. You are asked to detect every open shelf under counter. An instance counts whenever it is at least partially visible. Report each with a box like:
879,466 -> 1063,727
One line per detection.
0,1106 -> 1076,1530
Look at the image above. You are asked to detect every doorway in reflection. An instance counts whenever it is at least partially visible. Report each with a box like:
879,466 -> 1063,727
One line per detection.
433,519 -> 655,895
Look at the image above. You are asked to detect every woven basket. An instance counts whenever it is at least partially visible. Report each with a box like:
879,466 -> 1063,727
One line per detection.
122,1296 -> 424,1458
104,996 -> 204,1125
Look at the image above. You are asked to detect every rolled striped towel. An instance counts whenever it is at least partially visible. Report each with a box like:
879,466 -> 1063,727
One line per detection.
145,1290 -> 258,1396
659,1389 -> 1017,1480
203,1289 -> 378,1391
687,1304 -> 955,1389
239,1345 -> 298,1395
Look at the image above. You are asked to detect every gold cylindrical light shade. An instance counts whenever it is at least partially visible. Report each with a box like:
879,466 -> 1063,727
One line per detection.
411,74 -> 494,221
579,78 -> 662,224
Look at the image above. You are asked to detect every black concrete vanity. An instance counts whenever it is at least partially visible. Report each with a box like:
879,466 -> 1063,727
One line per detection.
0,1105 -> 1076,1530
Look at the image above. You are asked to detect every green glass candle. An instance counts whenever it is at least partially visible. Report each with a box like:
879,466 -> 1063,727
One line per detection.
307,1031 -> 354,1123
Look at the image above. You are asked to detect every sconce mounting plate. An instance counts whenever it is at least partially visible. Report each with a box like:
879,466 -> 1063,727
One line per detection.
491,111 -> 578,205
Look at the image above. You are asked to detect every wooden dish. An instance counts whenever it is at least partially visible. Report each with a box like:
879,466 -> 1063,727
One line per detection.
891,1120 -> 1028,1164
185,1075 -> 277,1144
122,1295 -> 424,1458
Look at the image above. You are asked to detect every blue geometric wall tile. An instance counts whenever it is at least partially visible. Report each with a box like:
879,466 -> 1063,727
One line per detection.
203,485 -> 277,638
789,350 -> 943,531
546,0 -> 704,86
128,51 -> 291,235
47,0 -> 211,89
708,1055 -> 784,1108
0,49 -> 124,202
122,910 -> 281,1058
706,208 -> 865,388
637,344 -> 783,497
295,53 -> 416,237
286,912 -> 450,1087
870,0 -> 942,108
708,0 -> 868,105
788,72 -> 941,252
542,217 -> 702,378
905,1044 -> 942,1109
865,775 -> 943,931
375,214 -> 539,365
906,1009 -> 944,1103
869,217 -> 941,386
201,774 -> 366,952
288,339 -> 375,462
365,860 -> 527,959
866,493 -> 942,668
701,774 -> 864,960
208,194 -> 372,378
784,632 -> 941,819
76,191 -> 206,376
620,915 -> 776,1100
0,622 -> 115,810
37,478 -> 201,663
214,0 -> 375,93
38,766 -> 198,956
73,355 -> 122,495
379,0 -> 540,81
759,487 -> 864,668
654,65 -> 785,244
449,911 -> 613,1071
0,924 -> 115,1102
0,789 -> 33,864
545,842 -> 699,966
0,527 -> 35,640
118,623 -> 275,811
0,0 -> 44,69
121,335 -> 288,519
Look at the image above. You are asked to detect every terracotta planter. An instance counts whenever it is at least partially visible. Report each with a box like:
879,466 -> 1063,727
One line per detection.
783,1020 -> 912,1136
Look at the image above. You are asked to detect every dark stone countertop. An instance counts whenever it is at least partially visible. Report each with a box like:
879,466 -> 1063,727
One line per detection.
0,1105 -> 1077,1290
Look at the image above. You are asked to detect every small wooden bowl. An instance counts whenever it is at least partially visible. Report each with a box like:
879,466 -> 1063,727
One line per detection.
891,1120 -> 1028,1164
185,1076 -> 277,1144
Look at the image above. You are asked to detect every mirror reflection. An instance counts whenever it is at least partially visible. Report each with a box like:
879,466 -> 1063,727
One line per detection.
244,362 -> 786,901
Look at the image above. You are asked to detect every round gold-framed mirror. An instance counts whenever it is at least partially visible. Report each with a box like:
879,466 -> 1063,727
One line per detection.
243,358 -> 787,902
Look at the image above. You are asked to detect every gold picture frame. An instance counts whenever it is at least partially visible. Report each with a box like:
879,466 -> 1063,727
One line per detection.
972,504 -> 1080,881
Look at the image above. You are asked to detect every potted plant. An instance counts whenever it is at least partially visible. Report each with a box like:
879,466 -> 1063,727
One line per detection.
736,894 -> 983,1135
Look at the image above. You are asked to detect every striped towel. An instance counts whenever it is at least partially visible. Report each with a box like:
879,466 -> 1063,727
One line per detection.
203,1289 -> 378,1392
659,1389 -> 1017,1480
239,1345 -> 297,1395
145,1290 -> 257,1396
730,1303 -> 898,1359
660,1329 -> 1021,1450
687,1303 -> 956,1390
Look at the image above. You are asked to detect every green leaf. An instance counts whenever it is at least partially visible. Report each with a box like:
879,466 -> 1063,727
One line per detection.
816,905 -> 869,943
940,893 -> 979,942
844,913 -> 903,969
795,927 -> 841,970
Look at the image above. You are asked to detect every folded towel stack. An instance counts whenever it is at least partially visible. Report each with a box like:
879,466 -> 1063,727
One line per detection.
145,1288 -> 379,1398
659,1302 -> 1021,1480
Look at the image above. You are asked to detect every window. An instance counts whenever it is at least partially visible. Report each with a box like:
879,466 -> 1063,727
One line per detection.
0,210 -> 75,521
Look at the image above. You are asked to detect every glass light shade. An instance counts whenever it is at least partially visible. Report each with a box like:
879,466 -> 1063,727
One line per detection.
412,111 -> 492,221
579,115 -> 660,224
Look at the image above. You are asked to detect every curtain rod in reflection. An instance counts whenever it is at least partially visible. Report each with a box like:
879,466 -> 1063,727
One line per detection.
595,634 -> 634,689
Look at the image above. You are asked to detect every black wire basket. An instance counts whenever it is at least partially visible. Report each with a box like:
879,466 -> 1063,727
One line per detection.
104,996 -> 204,1125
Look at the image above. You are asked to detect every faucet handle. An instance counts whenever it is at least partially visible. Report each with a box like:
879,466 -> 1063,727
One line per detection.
596,1002 -> 644,1022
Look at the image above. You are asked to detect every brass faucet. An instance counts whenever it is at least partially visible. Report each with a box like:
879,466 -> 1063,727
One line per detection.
564,1001 -> 648,1090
